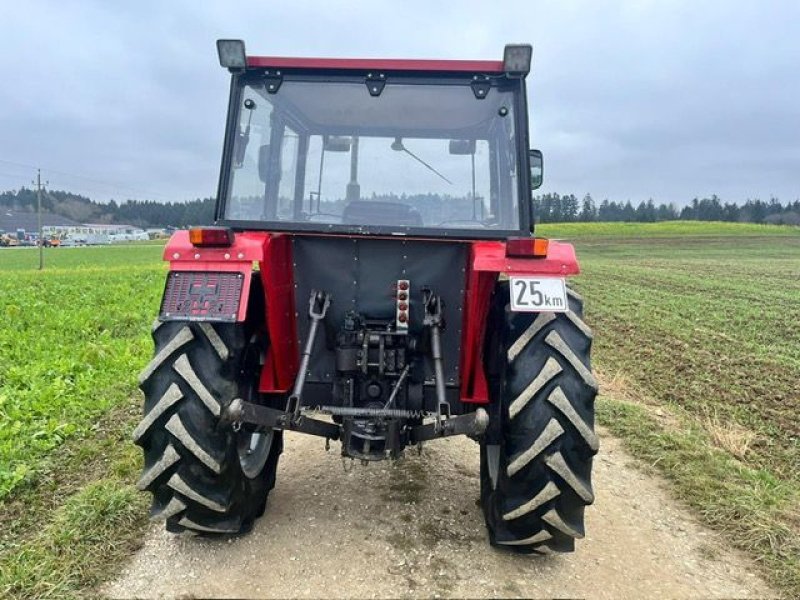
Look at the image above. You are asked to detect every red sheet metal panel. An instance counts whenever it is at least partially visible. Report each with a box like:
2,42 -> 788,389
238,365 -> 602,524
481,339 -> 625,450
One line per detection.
459,254 -> 497,404
460,240 -> 581,404
258,235 -> 298,394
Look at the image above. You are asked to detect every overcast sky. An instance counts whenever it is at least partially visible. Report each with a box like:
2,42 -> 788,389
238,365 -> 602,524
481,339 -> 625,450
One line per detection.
1,0 -> 798,205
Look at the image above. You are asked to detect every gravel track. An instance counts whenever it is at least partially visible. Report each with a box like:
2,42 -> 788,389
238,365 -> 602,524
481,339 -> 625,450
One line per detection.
105,427 -> 773,599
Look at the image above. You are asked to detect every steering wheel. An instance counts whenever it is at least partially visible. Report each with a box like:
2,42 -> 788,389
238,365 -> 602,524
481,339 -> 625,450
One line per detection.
306,212 -> 343,222
435,219 -> 489,228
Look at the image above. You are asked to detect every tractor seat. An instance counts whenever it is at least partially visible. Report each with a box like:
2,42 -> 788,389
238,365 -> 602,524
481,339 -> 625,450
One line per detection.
342,201 -> 423,227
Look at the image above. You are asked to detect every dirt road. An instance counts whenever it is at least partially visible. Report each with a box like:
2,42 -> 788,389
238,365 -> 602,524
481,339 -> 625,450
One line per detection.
106,428 -> 773,599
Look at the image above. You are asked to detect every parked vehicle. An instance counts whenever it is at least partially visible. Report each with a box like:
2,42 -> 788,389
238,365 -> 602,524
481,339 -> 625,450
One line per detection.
1,229 -> 23,247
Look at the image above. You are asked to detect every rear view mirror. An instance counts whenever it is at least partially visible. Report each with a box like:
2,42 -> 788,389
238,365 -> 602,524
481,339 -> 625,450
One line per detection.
449,139 -> 476,155
258,144 -> 270,182
324,136 -> 352,152
529,149 -> 543,190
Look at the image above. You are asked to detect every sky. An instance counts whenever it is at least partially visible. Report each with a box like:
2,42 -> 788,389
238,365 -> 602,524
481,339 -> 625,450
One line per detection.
0,0 -> 798,206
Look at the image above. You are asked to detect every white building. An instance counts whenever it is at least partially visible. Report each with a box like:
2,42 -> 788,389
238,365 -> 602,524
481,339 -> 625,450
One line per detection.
45,223 -> 150,245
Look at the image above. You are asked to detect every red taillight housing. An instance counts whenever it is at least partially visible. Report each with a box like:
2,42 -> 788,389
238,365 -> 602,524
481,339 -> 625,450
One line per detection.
506,236 -> 549,258
189,226 -> 234,247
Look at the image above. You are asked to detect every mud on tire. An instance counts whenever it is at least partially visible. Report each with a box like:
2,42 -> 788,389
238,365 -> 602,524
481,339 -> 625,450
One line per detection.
481,285 -> 598,553
134,318 -> 282,535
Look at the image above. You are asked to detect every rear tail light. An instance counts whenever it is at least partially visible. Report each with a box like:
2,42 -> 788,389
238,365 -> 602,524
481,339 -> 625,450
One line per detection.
506,236 -> 549,258
189,227 -> 234,247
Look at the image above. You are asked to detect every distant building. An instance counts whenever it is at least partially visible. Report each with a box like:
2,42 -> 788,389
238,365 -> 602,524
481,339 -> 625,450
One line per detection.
0,211 -> 81,234
48,223 -> 150,244
0,212 -> 149,244
81,223 -> 150,242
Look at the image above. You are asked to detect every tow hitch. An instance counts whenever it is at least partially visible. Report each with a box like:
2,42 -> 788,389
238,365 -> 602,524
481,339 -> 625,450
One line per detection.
225,399 -> 488,446
224,288 -> 489,459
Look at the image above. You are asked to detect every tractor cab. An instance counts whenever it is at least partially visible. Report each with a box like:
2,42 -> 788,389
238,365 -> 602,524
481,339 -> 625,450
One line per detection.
215,40 -> 542,239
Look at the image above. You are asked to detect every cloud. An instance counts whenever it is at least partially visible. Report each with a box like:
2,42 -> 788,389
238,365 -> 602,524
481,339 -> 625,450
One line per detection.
0,0 -> 797,204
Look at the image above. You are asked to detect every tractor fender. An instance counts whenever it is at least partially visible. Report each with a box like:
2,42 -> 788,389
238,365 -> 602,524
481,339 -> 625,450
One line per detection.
460,240 -> 580,405
471,239 -> 580,276
161,230 -> 298,393
161,230 -> 270,322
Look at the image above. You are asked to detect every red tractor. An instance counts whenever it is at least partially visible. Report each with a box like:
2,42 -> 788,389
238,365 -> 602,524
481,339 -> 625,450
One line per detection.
135,40 -> 598,553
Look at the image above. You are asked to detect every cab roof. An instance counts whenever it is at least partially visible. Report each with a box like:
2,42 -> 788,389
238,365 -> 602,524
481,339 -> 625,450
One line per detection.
245,55 -> 505,73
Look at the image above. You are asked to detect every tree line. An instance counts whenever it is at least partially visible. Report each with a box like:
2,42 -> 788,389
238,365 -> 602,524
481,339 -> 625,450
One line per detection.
0,188 -> 215,228
1,186 -> 798,227
534,193 -> 800,225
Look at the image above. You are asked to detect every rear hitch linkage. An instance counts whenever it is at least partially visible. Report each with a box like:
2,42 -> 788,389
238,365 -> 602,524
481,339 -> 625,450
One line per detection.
224,289 -> 341,441
224,288 -> 488,450
286,290 -> 331,423
423,289 -> 450,432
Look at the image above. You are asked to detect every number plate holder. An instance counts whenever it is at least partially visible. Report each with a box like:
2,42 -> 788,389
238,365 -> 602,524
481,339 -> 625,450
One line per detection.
160,271 -> 244,322
509,277 -> 568,312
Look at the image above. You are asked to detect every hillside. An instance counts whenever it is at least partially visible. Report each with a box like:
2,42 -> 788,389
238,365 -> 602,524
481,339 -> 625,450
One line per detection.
0,188 -> 214,228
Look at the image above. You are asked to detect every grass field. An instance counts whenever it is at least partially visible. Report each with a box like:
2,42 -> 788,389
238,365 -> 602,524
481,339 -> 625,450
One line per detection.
0,223 -> 798,596
0,245 -> 166,597
0,246 -> 166,497
539,221 -> 800,594
537,220 -> 800,237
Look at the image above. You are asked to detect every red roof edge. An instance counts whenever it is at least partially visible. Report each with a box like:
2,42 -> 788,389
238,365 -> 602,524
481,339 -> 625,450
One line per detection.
245,56 -> 505,73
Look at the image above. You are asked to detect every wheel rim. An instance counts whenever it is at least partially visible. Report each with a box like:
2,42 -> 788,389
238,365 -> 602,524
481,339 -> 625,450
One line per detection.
238,429 -> 274,479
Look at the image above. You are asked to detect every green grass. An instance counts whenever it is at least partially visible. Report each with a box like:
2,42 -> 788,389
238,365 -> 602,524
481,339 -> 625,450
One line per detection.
0,454 -> 148,598
0,246 -> 165,498
558,222 -> 800,596
597,396 -> 799,595
570,233 -> 800,474
0,244 -> 165,597
0,244 -> 165,272
537,219 -> 800,238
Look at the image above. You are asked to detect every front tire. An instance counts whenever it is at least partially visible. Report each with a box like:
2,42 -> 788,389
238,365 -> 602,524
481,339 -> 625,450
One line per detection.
481,286 -> 598,553
134,319 -> 282,535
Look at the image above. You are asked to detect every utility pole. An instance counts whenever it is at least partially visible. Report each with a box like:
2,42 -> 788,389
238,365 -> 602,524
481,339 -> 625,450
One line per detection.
33,169 -> 48,270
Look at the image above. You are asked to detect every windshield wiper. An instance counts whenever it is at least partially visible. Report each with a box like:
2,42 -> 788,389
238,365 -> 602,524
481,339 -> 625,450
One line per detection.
391,137 -> 452,185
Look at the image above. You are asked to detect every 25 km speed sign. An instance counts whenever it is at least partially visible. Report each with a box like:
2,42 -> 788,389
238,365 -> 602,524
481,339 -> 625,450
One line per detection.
509,277 -> 569,312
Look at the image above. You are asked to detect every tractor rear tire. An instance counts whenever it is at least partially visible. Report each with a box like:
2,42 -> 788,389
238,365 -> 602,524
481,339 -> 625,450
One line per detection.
481,285 -> 598,553
134,319 -> 282,535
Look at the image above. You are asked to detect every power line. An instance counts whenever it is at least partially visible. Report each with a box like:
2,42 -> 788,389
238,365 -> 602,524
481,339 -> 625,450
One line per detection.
0,157 -> 173,200
0,171 -> 34,184
0,158 -> 35,170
